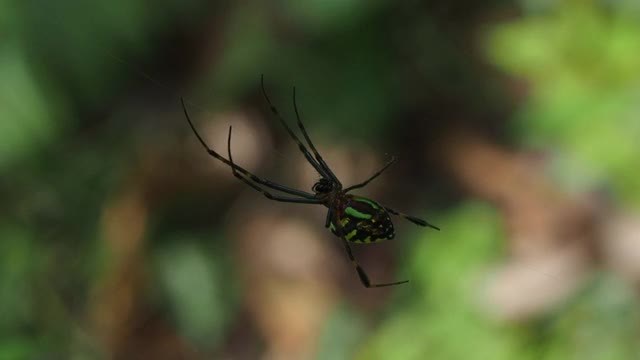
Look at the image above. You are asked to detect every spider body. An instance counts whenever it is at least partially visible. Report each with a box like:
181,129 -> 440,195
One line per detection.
181,76 -> 439,288
328,195 -> 395,244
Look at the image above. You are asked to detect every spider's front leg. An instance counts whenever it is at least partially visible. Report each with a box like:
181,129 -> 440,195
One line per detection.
226,126 -> 322,204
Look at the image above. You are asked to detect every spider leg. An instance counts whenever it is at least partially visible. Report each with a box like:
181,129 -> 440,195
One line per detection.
325,208 -> 333,228
182,98 -> 318,200
384,207 -> 440,230
227,126 -> 322,204
333,212 -> 409,288
260,75 -> 334,181
343,156 -> 396,192
292,86 -> 341,185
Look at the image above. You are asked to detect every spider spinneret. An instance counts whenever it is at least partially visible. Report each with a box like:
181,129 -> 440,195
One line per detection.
181,75 -> 439,288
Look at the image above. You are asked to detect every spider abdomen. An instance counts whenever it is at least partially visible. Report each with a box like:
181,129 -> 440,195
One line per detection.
329,196 -> 395,243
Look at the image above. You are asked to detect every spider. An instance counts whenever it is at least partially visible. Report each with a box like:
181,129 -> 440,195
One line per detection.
180,76 -> 439,288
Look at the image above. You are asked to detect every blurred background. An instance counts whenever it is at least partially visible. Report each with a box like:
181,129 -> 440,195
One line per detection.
2,0 -> 640,359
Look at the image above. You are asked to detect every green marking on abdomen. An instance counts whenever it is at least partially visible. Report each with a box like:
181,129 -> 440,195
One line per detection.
329,218 -> 350,233
345,229 -> 358,240
355,197 -> 380,210
345,206 -> 372,219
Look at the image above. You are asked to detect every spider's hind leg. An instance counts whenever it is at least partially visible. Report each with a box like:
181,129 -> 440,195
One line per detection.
341,241 -> 409,288
333,212 -> 408,288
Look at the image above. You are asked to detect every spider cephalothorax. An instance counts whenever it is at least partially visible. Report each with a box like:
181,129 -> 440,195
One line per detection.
181,75 -> 439,288
312,178 -> 336,197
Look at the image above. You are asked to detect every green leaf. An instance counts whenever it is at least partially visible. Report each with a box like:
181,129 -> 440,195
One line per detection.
0,48 -> 58,169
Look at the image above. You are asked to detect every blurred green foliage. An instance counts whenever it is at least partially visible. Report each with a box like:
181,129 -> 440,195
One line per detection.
356,204 -> 640,360
487,1 -> 640,205
2,0 -> 640,358
317,304 -> 367,360
357,204 -> 527,360
152,233 -> 238,347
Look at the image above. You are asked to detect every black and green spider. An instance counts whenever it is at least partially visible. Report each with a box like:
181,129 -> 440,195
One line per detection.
181,76 -> 439,288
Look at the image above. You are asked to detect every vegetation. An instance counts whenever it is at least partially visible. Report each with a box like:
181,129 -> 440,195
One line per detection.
2,0 -> 639,358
